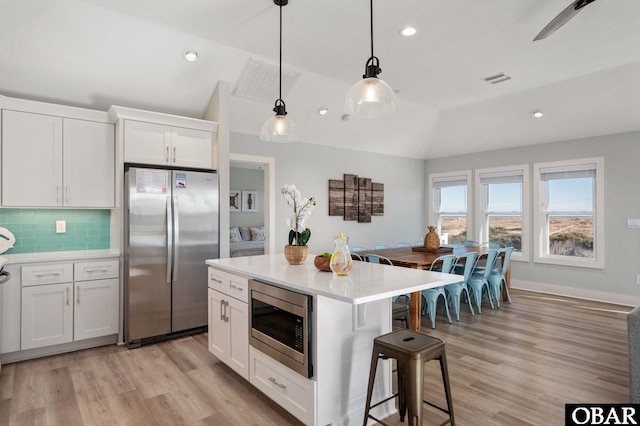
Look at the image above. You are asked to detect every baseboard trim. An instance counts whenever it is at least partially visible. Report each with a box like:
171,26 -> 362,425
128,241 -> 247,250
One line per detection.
512,279 -> 640,307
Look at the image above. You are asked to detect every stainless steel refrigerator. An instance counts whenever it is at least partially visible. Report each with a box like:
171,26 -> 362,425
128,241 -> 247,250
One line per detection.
124,166 -> 219,346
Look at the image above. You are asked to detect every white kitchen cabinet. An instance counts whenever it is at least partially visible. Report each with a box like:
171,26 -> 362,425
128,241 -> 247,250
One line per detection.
124,120 -> 212,169
63,118 -> 115,207
249,346 -> 316,426
2,110 -> 62,207
0,265 -> 21,355
73,260 -> 119,341
74,278 -> 119,341
1,109 -> 114,208
207,268 -> 249,380
21,282 -> 74,350
20,259 -> 119,351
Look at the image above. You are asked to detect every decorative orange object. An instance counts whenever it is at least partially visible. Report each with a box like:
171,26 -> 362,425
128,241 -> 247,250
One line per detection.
424,226 -> 440,253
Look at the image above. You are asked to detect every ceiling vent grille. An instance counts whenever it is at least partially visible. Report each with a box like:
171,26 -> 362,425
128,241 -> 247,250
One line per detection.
233,58 -> 301,103
483,72 -> 511,85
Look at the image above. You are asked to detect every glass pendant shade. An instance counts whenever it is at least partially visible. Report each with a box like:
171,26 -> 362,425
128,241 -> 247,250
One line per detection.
260,113 -> 297,143
344,76 -> 398,118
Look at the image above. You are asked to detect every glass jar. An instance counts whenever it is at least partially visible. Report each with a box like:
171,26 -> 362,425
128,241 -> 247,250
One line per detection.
330,234 -> 353,277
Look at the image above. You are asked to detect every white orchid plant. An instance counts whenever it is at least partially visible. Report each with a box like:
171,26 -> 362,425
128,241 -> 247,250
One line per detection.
281,184 -> 316,246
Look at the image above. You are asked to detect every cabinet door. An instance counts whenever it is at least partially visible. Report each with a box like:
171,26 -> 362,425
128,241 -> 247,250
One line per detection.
124,120 -> 171,165
208,288 -> 227,362
227,296 -> 249,380
171,127 -> 212,169
63,119 -> 115,207
21,283 -> 73,350
74,278 -> 119,341
2,110 -> 63,207
0,265 -> 21,354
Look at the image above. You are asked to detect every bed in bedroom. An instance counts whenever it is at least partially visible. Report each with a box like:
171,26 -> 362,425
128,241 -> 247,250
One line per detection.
229,225 -> 264,257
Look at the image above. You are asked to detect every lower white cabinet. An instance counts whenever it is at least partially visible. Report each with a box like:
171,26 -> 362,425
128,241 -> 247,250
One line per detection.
207,269 -> 249,380
21,282 -> 73,350
249,346 -> 316,426
74,278 -> 119,341
20,259 -> 119,351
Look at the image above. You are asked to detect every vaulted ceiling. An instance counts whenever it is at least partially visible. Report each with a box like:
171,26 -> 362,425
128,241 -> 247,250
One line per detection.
2,0 -> 639,159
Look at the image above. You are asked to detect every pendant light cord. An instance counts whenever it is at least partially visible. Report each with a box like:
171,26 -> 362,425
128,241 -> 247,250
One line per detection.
369,0 -> 374,59
279,2 -> 283,102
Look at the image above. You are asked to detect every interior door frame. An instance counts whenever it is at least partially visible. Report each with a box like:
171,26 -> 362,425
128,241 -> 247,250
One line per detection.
229,153 -> 275,255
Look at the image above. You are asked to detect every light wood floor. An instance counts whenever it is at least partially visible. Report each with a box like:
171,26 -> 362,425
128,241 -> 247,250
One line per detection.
0,289 -> 632,425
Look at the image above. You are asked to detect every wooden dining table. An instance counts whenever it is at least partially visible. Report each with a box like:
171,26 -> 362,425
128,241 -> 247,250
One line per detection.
357,245 -> 510,330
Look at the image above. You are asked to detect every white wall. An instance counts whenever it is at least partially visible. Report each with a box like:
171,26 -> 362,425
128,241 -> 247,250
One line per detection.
230,132 -> 426,255
425,130 -> 640,305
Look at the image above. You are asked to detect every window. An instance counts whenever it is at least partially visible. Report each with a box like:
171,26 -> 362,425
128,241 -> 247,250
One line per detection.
533,158 -> 604,268
475,166 -> 529,260
429,171 -> 472,245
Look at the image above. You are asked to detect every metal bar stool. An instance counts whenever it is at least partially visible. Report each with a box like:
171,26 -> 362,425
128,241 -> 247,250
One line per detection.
363,329 -> 454,426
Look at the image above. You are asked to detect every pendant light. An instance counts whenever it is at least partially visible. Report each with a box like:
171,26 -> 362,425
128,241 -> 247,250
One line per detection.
344,0 -> 398,118
260,0 -> 296,143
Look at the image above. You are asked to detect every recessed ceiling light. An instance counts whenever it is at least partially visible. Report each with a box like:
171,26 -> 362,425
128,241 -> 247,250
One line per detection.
400,26 -> 417,37
183,50 -> 199,62
531,109 -> 544,118
317,106 -> 329,116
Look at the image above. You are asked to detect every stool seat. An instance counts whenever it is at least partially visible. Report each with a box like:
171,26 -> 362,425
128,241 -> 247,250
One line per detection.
375,329 -> 444,360
363,330 -> 454,426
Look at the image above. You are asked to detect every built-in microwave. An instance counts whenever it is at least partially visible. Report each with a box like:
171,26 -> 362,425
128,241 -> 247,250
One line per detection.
249,279 -> 313,378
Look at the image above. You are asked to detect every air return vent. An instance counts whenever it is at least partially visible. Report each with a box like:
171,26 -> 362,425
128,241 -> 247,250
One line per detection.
483,73 -> 511,84
233,58 -> 300,103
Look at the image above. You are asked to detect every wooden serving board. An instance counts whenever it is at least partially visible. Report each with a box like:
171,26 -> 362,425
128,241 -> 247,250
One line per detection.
411,246 -> 453,253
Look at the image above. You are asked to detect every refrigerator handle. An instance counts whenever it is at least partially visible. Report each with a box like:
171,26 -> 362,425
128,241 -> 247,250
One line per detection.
166,196 -> 173,284
173,196 -> 180,283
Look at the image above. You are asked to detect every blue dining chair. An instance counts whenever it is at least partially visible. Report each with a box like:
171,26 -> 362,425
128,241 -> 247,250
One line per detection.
467,249 -> 499,313
462,240 -> 479,247
479,241 -> 506,249
444,252 -> 476,321
487,246 -> 513,307
351,252 -> 364,262
365,254 -> 393,265
396,242 -> 412,248
414,240 -> 424,246
374,244 -> 391,249
421,254 -> 456,328
351,246 -> 368,253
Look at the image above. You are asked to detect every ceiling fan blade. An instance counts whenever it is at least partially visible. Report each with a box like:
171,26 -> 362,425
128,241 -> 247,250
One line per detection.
533,0 -> 597,41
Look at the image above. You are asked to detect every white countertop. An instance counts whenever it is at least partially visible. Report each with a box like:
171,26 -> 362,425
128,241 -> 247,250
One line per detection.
0,249 -> 120,265
206,254 -> 462,304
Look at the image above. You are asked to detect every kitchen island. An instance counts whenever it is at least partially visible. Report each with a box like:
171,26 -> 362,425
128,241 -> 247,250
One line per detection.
206,254 -> 460,426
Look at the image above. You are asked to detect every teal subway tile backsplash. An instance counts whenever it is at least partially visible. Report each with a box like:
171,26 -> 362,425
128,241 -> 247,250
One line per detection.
0,209 -> 111,254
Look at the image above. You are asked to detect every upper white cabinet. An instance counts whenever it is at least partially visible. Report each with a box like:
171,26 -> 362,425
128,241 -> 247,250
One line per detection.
124,120 -> 212,169
63,118 -> 115,207
1,109 -> 115,208
109,105 -> 218,170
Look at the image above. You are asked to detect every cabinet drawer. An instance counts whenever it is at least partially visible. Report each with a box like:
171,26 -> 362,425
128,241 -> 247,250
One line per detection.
249,347 -> 316,425
74,260 -> 119,281
208,268 -> 229,293
208,268 -> 248,303
22,263 -> 73,286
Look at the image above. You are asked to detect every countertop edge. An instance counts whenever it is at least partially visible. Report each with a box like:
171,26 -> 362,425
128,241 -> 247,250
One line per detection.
0,249 -> 120,265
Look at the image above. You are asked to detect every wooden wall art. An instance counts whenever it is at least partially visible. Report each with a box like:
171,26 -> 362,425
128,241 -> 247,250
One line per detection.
328,174 -> 384,223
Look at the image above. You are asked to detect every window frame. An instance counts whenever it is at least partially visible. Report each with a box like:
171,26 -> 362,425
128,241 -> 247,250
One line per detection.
475,165 -> 529,262
428,170 -> 472,243
533,157 -> 604,269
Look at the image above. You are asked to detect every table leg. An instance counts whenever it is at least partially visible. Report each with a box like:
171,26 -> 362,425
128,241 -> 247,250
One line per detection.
410,291 -> 421,330
503,264 -> 511,302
